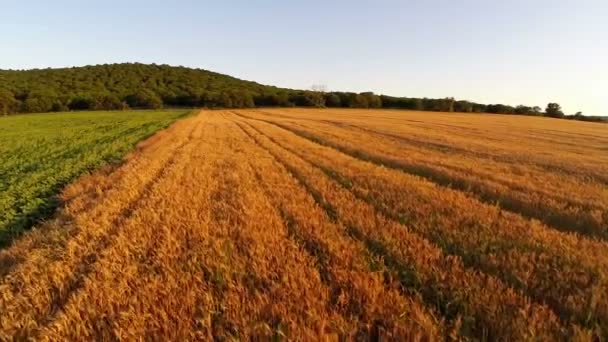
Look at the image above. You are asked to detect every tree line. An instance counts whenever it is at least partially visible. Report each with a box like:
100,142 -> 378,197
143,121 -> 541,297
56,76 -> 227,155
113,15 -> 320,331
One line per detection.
0,63 -> 604,123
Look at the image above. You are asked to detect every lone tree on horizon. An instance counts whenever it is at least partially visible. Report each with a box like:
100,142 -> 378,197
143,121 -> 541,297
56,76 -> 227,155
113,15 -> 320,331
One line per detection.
545,103 -> 564,118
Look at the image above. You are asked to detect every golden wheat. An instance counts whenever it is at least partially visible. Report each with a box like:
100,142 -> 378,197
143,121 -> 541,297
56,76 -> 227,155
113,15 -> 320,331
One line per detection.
1,108 -> 606,340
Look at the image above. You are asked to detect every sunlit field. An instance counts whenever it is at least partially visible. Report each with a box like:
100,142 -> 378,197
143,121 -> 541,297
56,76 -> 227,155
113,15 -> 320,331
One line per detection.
1,108 -> 607,340
0,110 -> 190,246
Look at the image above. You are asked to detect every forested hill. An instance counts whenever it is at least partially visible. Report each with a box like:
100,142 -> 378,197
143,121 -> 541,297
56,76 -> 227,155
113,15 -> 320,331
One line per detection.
0,63 -> 283,112
0,63 -> 604,122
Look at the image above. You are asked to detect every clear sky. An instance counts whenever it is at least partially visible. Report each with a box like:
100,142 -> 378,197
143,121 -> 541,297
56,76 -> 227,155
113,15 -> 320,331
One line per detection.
1,0 -> 606,115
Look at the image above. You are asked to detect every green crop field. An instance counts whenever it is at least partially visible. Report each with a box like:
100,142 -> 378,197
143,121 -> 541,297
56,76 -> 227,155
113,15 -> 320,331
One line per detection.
0,110 -> 190,246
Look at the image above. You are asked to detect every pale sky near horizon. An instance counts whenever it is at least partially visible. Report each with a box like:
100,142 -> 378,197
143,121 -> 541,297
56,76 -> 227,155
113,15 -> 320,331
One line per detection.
1,0 -> 606,115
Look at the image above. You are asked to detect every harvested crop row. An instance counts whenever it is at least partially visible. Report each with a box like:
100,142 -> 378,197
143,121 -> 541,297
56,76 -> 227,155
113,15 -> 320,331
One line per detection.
241,111 -> 607,239
230,114 -> 583,340
234,113 -> 608,336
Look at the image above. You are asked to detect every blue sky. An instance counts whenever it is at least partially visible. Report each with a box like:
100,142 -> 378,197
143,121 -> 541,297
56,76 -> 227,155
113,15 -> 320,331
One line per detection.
1,0 -> 606,115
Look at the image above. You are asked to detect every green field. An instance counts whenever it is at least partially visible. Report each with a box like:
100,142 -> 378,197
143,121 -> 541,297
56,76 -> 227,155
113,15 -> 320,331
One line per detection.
0,110 -> 190,246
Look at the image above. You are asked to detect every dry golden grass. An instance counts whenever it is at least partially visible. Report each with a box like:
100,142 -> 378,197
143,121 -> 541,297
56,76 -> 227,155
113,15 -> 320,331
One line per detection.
1,108 -> 607,340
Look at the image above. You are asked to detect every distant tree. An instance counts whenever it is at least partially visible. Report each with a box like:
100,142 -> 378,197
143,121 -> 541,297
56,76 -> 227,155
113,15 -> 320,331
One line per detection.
360,92 -> 382,108
379,95 -> 398,108
309,85 -> 328,107
472,103 -> 487,113
242,92 -> 255,108
173,93 -> 200,107
22,91 -> 56,113
69,96 -> 95,110
227,90 -> 255,108
312,92 -> 326,107
294,91 -> 325,107
336,92 -> 355,107
411,98 -> 424,111
352,94 -> 369,108
454,100 -> 473,113
427,97 -> 455,112
545,103 -> 564,118
93,94 -> 124,110
126,89 -> 163,109
50,101 -> 69,112
252,94 -> 272,107
0,90 -> 19,115
23,98 -> 48,113
200,91 -> 220,107
421,98 -> 434,111
486,104 -> 515,114
272,93 -> 293,107
515,105 -> 533,115
445,97 -> 455,112
325,93 -> 342,107
219,93 -> 233,108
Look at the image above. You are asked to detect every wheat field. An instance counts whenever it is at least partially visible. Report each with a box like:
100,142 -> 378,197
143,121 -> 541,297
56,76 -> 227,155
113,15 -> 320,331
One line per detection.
1,109 -> 607,340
